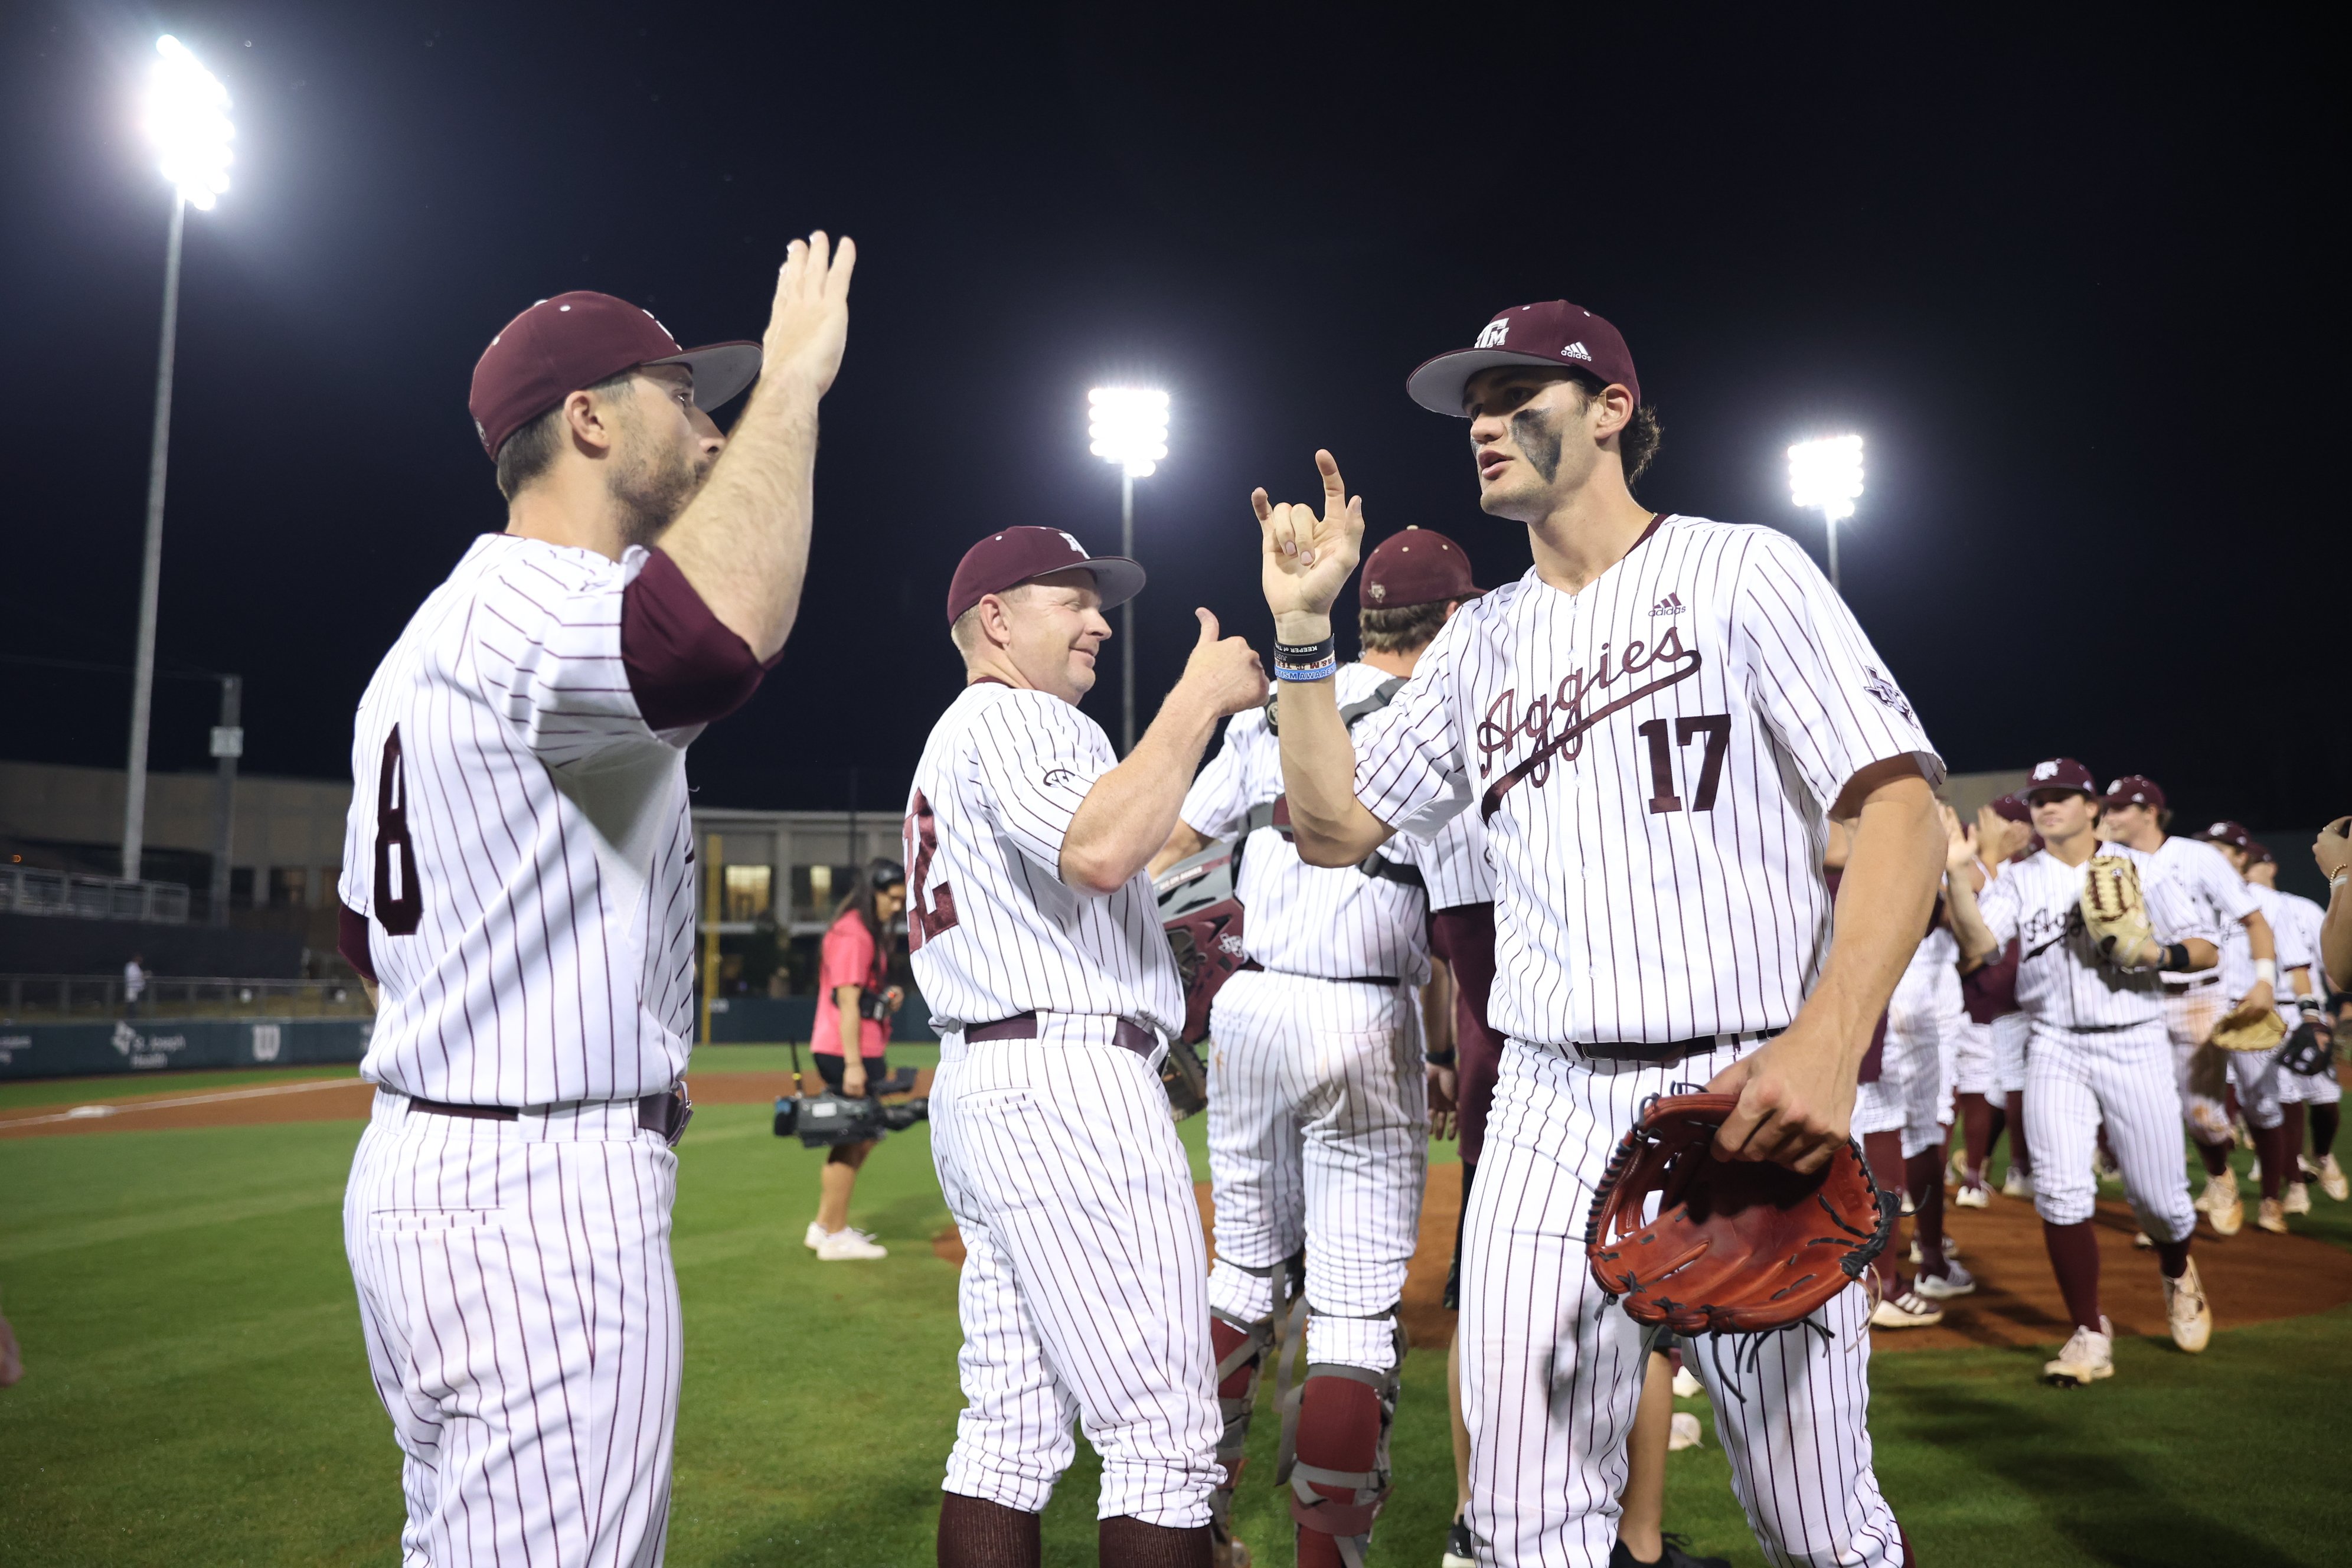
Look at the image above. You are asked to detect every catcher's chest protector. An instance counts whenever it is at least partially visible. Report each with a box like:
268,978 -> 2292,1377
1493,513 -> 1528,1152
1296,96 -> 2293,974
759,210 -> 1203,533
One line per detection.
1156,842 -> 1249,1046
1585,1093 -> 1896,1335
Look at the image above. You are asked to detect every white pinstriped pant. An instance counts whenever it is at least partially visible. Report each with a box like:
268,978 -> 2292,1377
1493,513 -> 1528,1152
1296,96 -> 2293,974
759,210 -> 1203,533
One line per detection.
1461,1041 -> 1903,1568
1993,1010 -> 2030,1095
2279,1054 -> 2343,1106
1953,1019 -> 2002,1099
344,1089 -> 681,1568
1853,1018 -> 1944,1159
2162,983 -> 2233,1145
929,1021 -> 1221,1526
2022,1018 -> 2196,1239
1202,969 -> 1427,1371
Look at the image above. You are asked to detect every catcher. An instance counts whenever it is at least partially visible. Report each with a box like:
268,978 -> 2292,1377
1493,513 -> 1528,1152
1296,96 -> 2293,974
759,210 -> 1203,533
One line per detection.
1943,758 -> 2219,1385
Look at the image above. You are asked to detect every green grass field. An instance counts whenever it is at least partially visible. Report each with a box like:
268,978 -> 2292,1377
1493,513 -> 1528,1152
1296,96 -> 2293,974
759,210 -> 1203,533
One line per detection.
3,1067 -> 2348,1566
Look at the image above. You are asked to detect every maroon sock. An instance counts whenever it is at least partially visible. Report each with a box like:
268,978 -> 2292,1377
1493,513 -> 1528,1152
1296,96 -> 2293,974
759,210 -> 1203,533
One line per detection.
2284,1103 -> 2309,1171
2041,1220 -> 2103,1333
2252,1122 -> 2290,1200
1864,1130 -> 1907,1292
1905,1147 -> 1947,1274
2154,1237 -> 2191,1279
2009,1090 -> 2032,1177
940,1494 -> 1042,1568
1959,1093 -> 1995,1183
2196,1139 -> 2232,1178
2314,1103 -> 2341,1159
1099,1517 -> 1211,1568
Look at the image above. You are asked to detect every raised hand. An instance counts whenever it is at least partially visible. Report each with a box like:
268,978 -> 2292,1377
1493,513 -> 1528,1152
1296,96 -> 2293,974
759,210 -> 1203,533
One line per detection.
1178,608 -> 1269,718
1253,450 -> 1366,633
760,231 -> 857,397
1941,803 -> 1977,878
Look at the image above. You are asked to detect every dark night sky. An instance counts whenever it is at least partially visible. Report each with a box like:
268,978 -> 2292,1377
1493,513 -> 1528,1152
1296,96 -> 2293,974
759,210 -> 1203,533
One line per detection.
2,4 -> 2341,837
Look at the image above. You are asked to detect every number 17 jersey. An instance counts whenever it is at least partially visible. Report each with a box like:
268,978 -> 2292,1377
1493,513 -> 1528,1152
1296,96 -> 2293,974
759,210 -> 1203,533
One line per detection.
1351,515 -> 1942,1050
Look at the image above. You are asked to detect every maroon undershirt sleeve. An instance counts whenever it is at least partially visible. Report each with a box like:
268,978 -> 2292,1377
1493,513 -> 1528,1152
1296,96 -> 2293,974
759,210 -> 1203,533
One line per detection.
338,899 -> 377,985
621,547 -> 773,731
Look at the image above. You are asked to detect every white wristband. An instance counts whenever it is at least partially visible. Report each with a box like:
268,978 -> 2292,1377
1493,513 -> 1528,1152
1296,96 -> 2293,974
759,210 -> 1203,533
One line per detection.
2254,959 -> 2276,985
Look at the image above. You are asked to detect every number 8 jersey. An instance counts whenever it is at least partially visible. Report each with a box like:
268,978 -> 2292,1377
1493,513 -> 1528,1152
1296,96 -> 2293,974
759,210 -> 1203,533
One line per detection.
1351,515 -> 1942,1050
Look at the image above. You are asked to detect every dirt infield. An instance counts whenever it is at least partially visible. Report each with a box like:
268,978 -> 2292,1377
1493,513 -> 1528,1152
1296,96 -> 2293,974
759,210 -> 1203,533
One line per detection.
0,1069 -> 923,1139
935,1161 -> 2352,1353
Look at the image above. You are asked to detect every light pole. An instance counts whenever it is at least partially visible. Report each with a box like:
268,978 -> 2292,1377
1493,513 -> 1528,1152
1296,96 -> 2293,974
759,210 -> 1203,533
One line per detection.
1788,434 -> 1864,593
122,34 -> 234,882
1087,387 -> 1168,754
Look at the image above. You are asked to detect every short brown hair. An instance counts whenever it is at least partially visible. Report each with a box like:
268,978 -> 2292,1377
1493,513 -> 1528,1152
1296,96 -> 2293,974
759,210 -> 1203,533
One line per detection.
1564,370 -> 1662,486
492,369 -> 638,501
1359,598 -> 1455,654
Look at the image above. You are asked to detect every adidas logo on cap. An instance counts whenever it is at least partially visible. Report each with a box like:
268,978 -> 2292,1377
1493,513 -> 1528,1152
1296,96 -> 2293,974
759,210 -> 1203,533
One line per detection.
1561,341 -> 1593,361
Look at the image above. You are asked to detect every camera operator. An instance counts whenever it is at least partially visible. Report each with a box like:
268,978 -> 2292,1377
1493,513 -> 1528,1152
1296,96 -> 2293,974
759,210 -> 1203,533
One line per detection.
804,857 -> 909,1261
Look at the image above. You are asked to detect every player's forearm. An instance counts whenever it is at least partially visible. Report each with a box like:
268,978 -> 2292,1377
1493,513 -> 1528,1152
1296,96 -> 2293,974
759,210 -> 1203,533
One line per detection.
1945,872 -> 2000,965
659,377 -> 823,661
1423,958 -> 1456,1055
1795,774 -> 1944,1072
1269,619 -> 1393,866
1063,688 -> 1223,895
2245,909 -> 2276,963
1148,821 -> 1213,879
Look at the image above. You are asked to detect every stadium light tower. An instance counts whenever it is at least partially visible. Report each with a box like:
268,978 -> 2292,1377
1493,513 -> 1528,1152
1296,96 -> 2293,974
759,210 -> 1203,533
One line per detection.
1087,387 -> 1168,754
1787,434 -> 1864,593
121,35 -> 234,883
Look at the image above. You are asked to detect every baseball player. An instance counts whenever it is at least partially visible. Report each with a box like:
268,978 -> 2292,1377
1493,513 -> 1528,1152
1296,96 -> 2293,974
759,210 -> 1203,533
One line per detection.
2096,775 -> 2275,1234
1253,299 -> 1946,1567
1943,758 -> 2217,1386
2194,822 -> 2317,1231
334,235 -> 855,1566
909,525 -> 1266,1568
1150,526 -> 1483,1568
1952,796 -> 2037,1205
2244,845 -> 2345,1205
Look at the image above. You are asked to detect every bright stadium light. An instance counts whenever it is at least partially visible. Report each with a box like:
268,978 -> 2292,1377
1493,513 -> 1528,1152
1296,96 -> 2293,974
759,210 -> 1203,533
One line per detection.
120,35 -> 237,887
1086,387 -> 1170,753
1788,433 -> 1864,592
146,35 -> 234,210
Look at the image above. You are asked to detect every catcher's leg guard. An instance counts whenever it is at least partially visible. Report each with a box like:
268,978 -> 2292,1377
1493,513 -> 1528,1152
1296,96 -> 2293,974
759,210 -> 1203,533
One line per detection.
1279,1311 -> 1403,1568
1206,1253 -> 1301,1562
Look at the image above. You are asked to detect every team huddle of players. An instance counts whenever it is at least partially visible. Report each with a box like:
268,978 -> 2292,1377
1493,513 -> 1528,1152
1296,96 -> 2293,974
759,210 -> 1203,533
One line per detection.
332,231 -> 2346,1568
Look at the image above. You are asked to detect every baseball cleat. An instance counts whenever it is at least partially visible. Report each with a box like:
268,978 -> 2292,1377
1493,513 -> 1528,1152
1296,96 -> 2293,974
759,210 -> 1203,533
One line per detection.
2043,1325 -> 2115,1386
804,1220 -> 827,1250
1609,1534 -> 1730,1568
1667,1412 -> 1705,1451
2194,1168 -> 2238,1214
1671,1364 -> 1703,1399
1441,1517 -> 1474,1568
1914,1261 -> 1978,1301
2164,1257 -> 2212,1353
2207,1187 -> 2245,1237
2247,1157 -> 2263,1186
1908,1234 -> 1962,1266
1215,1527 -> 1252,1568
813,1227 -> 888,1260
2285,1182 -> 2313,1216
2256,1197 -> 2289,1235
2132,1231 -> 2154,1249
2320,1154 -> 2349,1203
1900,1191 -> 1916,1216
1954,1183 -> 1991,1209
2003,1168 -> 2035,1200
1870,1289 -> 1945,1329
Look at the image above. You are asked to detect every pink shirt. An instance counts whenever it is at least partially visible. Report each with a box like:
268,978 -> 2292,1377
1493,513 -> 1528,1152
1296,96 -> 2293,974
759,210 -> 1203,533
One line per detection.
812,910 -> 889,1058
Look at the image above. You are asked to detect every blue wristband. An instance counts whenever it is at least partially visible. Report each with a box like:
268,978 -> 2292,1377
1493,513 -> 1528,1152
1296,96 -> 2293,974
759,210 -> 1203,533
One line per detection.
1274,658 -> 1336,682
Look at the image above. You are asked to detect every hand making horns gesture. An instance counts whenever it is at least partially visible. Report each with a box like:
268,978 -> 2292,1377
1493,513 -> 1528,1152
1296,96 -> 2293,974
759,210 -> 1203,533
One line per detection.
1253,450 -> 1366,629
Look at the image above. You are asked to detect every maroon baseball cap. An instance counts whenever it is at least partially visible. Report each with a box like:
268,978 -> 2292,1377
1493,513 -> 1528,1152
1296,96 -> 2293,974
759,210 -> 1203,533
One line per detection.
946,527 -> 1145,625
2103,774 -> 2167,811
1361,527 -> 1482,610
468,291 -> 762,458
2199,819 -> 2254,851
1407,300 -> 1640,416
2023,757 -> 2098,797
1990,792 -> 2033,825
2244,840 -> 2276,867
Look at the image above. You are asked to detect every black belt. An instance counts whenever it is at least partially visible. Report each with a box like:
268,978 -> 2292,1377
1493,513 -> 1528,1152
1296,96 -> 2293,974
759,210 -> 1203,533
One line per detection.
966,1012 -> 1157,1057
1265,968 -> 1400,987
406,1086 -> 693,1146
1565,1028 -> 1781,1064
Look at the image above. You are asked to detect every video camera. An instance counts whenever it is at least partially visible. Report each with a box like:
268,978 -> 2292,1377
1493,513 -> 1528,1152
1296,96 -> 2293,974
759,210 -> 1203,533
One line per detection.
772,1044 -> 929,1148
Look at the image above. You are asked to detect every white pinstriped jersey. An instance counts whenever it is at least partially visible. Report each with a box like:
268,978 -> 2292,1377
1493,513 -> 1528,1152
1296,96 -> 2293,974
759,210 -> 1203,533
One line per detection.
1887,924 -> 1962,1038
2223,883 -> 2313,1003
337,536 -> 700,1106
1350,515 -> 1943,1047
1974,844 -> 2222,1030
1181,662 -> 1464,984
2145,836 -> 2258,984
906,681 -> 1182,1037
1421,767 -> 1492,914
2272,890 -> 2328,1002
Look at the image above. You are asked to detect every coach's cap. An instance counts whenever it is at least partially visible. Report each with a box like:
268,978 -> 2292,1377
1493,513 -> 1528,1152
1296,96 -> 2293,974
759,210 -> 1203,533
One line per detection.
469,291 -> 762,459
1361,527 -> 1482,610
2103,774 -> 2166,811
1407,300 -> 1639,416
946,526 -> 1145,626
2199,819 -> 2254,851
2243,841 -> 2275,867
1990,792 -> 2033,825
2024,757 -> 2098,797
